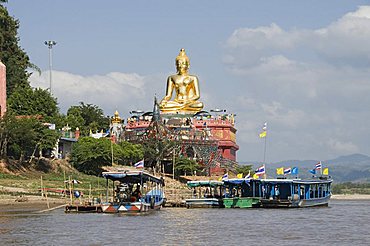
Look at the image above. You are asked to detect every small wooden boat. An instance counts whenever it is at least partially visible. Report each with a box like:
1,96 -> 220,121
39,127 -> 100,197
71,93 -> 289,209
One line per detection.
258,177 -> 332,208
185,180 -> 224,208
101,170 -> 165,213
223,178 -> 261,208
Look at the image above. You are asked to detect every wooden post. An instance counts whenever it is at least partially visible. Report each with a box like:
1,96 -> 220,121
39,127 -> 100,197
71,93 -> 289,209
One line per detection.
89,184 -> 92,204
69,176 -> 73,204
63,170 -> 66,197
106,178 -> 109,203
172,149 -> 175,179
40,176 -> 44,198
45,188 -> 50,209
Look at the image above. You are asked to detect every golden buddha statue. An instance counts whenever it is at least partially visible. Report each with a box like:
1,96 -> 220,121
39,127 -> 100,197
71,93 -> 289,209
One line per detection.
159,48 -> 204,114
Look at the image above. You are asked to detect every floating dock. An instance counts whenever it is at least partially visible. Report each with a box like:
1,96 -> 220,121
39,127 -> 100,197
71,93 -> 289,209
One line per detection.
65,204 -> 102,213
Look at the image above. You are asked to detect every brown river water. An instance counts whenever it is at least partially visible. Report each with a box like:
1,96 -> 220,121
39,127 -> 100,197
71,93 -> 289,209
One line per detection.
0,199 -> 370,245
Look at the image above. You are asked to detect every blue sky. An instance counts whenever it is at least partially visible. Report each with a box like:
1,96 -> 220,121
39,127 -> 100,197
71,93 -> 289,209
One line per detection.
5,1 -> 370,162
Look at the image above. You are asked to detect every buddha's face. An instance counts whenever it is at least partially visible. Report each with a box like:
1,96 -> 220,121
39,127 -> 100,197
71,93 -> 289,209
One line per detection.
176,59 -> 189,74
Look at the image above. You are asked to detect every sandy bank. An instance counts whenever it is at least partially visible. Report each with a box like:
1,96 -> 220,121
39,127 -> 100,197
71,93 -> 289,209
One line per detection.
331,194 -> 370,200
0,195 -> 66,213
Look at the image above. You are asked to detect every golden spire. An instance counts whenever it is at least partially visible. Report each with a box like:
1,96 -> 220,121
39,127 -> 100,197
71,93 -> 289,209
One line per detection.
176,48 -> 190,65
111,110 -> 121,124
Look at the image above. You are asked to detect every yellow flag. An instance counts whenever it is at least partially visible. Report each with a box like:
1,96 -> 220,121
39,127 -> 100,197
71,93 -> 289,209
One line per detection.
218,176 -> 222,181
253,173 -> 259,179
89,129 -> 92,136
259,131 -> 267,138
237,173 -> 243,179
323,168 -> 329,175
276,167 -> 284,175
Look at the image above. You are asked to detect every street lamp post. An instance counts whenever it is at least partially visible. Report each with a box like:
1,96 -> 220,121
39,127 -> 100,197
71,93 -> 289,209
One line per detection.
44,40 -> 57,94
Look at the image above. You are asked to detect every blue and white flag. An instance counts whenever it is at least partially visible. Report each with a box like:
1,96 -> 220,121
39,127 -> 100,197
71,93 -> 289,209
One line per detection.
134,160 -> 144,168
244,171 -> 251,179
255,165 -> 265,176
222,173 -> 229,180
315,161 -> 322,170
284,168 -> 291,175
291,167 -> 299,175
309,169 -> 316,175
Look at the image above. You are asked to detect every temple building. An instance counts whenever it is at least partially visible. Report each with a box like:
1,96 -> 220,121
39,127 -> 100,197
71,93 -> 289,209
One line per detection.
122,49 -> 239,175
110,110 -> 124,142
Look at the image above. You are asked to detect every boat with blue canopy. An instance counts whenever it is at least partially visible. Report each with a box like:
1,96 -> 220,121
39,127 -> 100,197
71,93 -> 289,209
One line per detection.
101,170 -> 165,213
258,177 -> 332,208
185,180 -> 224,208
222,178 -> 261,208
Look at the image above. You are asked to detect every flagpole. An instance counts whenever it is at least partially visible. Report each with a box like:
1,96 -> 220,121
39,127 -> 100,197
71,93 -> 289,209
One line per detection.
263,132 -> 267,179
263,134 -> 267,163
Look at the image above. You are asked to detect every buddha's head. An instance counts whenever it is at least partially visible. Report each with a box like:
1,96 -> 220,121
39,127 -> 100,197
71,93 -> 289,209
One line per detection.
176,48 -> 190,74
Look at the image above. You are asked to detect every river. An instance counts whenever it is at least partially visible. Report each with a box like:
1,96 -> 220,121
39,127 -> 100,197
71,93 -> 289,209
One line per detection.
1,199 -> 370,245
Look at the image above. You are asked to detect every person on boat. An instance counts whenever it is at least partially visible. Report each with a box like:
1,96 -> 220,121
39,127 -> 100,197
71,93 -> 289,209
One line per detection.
131,184 -> 142,202
204,187 -> 210,198
274,186 -> 280,200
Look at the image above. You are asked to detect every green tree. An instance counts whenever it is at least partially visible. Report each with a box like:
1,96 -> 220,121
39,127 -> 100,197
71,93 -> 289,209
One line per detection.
70,137 -> 113,175
64,106 -> 84,130
0,112 -> 60,161
140,136 -> 177,173
37,127 -> 60,157
0,112 -> 11,157
117,141 -> 144,165
0,3 -> 33,96
235,164 -> 253,176
70,137 -> 144,175
7,87 -> 59,120
66,102 -> 110,136
175,157 -> 200,176
6,116 -> 41,161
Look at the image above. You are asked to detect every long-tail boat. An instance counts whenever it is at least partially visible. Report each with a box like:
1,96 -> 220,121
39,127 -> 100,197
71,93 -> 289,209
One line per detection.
185,180 -> 224,208
258,177 -> 332,208
101,170 -> 165,213
222,178 -> 261,208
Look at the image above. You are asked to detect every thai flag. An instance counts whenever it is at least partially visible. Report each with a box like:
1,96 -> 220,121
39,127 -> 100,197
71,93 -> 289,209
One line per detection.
255,165 -> 265,175
284,168 -> 291,175
134,160 -> 144,168
222,173 -> 229,180
315,161 -> 322,170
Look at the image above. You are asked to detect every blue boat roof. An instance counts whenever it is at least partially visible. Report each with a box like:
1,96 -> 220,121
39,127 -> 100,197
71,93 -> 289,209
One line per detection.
223,178 -> 251,185
102,171 -> 164,185
260,178 -> 332,185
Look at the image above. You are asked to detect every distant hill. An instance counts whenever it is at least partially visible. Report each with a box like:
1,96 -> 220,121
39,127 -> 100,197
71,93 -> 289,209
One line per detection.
240,153 -> 370,183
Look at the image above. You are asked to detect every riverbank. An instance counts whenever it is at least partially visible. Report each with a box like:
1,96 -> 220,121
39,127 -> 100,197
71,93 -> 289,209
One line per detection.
331,194 -> 370,200
0,195 -> 66,213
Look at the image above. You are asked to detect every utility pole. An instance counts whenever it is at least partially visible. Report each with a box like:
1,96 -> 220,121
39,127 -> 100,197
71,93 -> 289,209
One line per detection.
44,40 -> 57,94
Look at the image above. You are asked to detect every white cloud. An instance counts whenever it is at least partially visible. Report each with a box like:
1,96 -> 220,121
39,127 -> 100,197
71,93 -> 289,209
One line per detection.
29,71 -> 161,117
327,139 -> 359,154
224,6 -> 370,161
314,6 -> 370,66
